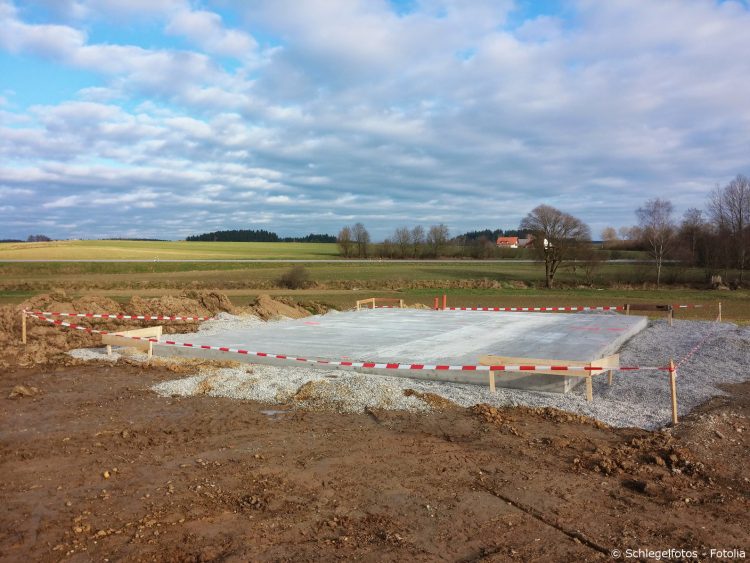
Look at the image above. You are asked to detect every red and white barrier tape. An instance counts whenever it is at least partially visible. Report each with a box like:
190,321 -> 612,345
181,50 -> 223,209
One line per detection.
30,313 -> 670,373
28,310 -> 212,321
442,304 -> 703,313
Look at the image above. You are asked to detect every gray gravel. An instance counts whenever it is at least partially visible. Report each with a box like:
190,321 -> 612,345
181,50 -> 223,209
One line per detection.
70,316 -> 750,430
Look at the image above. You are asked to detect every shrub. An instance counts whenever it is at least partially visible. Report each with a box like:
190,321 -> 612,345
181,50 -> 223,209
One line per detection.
277,265 -> 311,289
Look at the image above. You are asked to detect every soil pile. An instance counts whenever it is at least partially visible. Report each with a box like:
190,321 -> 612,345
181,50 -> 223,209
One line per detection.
248,294 -> 310,320
0,291 -> 242,369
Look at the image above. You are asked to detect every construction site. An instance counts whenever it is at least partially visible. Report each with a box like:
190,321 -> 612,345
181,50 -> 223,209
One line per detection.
1,291 -> 749,561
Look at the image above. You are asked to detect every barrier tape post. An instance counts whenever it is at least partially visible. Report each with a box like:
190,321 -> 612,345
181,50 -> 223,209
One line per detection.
442,294 -> 447,310
669,358 -> 678,425
21,310 -> 27,345
718,301 -> 722,323
434,297 -> 439,310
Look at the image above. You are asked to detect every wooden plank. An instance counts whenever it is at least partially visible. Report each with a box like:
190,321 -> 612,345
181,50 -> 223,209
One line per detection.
21,311 -> 26,345
669,358 -> 678,425
488,370 -> 496,393
585,377 -> 593,401
101,326 -> 162,352
478,354 -> 619,377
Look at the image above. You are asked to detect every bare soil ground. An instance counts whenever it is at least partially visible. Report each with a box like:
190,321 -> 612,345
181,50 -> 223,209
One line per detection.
1,362 -> 748,562
1,292 -> 748,561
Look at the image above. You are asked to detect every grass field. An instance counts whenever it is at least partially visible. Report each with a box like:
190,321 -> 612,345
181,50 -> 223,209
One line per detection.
0,240 -> 340,260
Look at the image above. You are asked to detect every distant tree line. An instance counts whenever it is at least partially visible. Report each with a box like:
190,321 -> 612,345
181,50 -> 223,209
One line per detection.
601,174 -> 750,288
27,234 -> 52,242
186,229 -> 335,243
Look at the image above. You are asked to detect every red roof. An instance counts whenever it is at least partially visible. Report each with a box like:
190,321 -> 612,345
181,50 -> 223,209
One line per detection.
496,237 -> 519,246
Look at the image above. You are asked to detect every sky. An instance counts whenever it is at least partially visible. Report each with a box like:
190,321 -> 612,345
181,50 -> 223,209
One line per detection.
1,0 -> 749,241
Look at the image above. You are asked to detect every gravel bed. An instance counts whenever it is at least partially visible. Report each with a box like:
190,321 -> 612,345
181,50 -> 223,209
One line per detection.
70,316 -> 750,429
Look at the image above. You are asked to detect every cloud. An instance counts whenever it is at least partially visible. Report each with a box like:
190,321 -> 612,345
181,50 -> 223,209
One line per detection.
0,0 -> 749,239
166,8 -> 258,58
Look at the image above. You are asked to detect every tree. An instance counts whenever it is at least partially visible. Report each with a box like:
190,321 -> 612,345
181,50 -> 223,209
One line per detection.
393,227 -> 411,259
709,174 -> 750,282
351,222 -> 370,258
337,226 -> 353,258
520,205 -> 591,288
27,234 -> 52,242
636,198 -> 675,288
410,225 -> 425,258
678,208 -> 706,266
601,227 -> 617,242
426,224 -> 450,257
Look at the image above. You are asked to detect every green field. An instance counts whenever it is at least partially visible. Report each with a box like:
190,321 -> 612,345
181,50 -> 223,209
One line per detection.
0,240 -> 339,260
1,240 -> 744,322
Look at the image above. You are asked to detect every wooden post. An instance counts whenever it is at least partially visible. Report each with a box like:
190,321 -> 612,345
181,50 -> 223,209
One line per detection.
106,344 -> 112,356
669,359 -> 678,425
148,341 -> 153,360
399,299 -> 404,309
488,370 -> 496,393
442,294 -> 447,310
717,301 -> 722,323
625,304 -> 630,316
585,375 -> 593,402
608,371 -> 613,386
21,310 -> 27,345
669,308 -> 674,327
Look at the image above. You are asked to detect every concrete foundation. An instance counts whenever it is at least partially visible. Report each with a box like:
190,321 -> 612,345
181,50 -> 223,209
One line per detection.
150,309 -> 648,394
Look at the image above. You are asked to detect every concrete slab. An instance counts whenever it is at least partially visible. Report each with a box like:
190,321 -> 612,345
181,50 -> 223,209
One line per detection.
151,309 -> 648,394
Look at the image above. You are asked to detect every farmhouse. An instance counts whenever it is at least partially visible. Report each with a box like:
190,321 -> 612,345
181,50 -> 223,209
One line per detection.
496,236 -> 519,248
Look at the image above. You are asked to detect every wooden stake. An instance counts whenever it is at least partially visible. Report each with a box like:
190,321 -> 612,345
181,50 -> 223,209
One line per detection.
585,376 -> 593,402
21,310 -> 27,345
608,371 -> 613,386
717,301 -> 722,323
669,308 -> 674,327
489,370 -> 496,393
625,304 -> 630,316
106,344 -> 112,356
399,299 -> 404,309
434,296 -> 439,310
148,341 -> 153,360
669,359 -> 678,425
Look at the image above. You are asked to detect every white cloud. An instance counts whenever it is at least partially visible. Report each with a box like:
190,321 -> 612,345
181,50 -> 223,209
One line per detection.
0,0 -> 749,239
166,8 -> 258,58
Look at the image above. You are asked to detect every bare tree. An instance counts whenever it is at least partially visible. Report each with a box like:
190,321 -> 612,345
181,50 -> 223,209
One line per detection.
426,224 -> 450,257
601,227 -> 617,242
678,208 -> 706,266
337,226 -> 353,258
520,205 -> 591,288
351,222 -> 370,258
709,174 -> 750,282
393,227 -> 411,258
410,225 -> 425,258
636,198 -> 675,288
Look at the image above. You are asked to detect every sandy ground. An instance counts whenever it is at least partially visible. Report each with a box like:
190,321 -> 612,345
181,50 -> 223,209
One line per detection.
1,362 -> 749,562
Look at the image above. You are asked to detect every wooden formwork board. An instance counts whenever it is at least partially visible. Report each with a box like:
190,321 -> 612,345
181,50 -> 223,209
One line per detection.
479,353 -> 620,402
102,326 -> 163,357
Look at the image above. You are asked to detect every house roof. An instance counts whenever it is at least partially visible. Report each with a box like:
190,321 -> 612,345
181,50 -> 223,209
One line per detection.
496,236 -> 519,245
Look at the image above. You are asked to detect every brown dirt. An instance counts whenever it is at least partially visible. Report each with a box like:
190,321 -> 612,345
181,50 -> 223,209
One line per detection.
0,291 -> 279,371
247,294 -> 311,320
1,364 -> 748,561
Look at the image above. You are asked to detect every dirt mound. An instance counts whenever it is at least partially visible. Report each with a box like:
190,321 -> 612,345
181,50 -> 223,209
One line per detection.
127,291 -> 235,318
249,294 -> 310,320
0,291 -> 240,369
21,291 -> 123,316
403,389 -> 458,410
